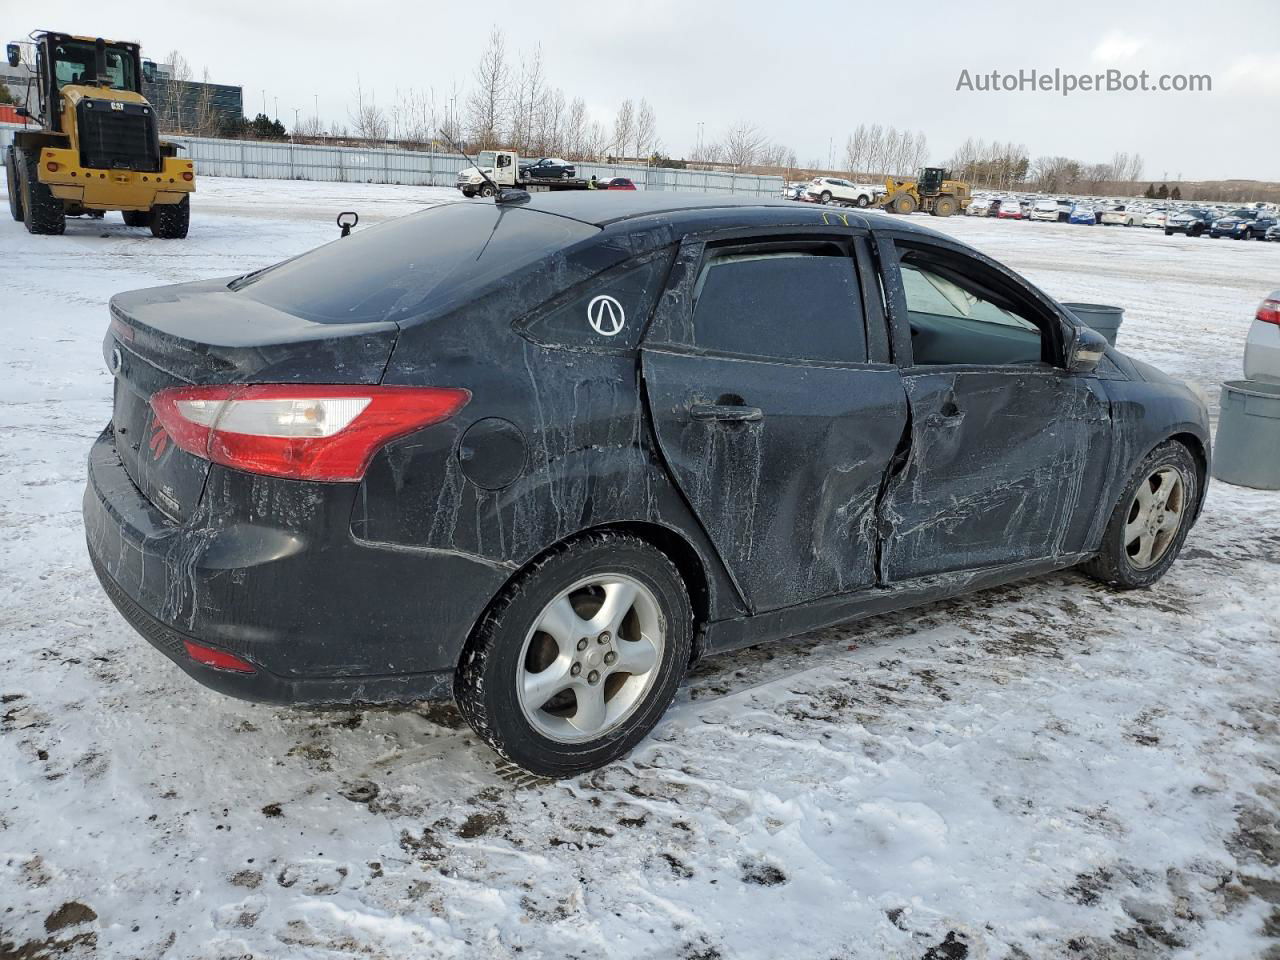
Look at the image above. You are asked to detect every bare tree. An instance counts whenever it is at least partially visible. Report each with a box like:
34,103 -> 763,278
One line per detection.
509,44 -> 545,152
634,98 -> 658,159
191,68 -> 220,137
563,97 -> 589,157
349,78 -> 388,141
611,99 -> 635,159
466,26 -> 510,149
721,121 -> 766,167
156,50 -> 192,133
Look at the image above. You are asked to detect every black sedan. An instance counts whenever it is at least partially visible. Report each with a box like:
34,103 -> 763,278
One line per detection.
519,157 -> 576,181
1164,208 -> 1214,236
85,194 -> 1210,776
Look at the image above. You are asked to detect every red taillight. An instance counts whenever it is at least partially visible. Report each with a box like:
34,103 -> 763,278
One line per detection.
150,384 -> 470,481
46,161 -> 60,173
183,640 -> 255,673
182,171 -> 193,181
1257,298 -> 1280,327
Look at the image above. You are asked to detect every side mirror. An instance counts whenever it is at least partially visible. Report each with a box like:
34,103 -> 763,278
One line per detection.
142,60 -> 156,83
336,211 -> 359,237
1065,323 -> 1108,374
6,43 -> 19,68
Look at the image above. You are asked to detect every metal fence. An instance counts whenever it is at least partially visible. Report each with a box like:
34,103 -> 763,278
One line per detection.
0,125 -> 785,198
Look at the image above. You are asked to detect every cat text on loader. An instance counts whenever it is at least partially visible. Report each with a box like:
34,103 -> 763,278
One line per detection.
879,166 -> 970,217
4,32 -> 193,237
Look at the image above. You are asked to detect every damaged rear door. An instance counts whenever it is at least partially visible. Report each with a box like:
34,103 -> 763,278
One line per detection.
874,235 -> 1113,580
641,230 -> 907,614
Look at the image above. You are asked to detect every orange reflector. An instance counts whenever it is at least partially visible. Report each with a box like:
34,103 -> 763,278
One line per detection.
182,172 -> 193,181
45,161 -> 60,173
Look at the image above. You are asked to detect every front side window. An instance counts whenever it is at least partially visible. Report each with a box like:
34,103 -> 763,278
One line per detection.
896,246 -> 1045,366
688,244 -> 868,364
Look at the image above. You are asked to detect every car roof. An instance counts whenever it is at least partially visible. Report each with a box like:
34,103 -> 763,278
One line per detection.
504,190 -> 951,240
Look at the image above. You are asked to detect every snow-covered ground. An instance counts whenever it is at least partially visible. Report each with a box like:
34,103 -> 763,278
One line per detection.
2,179 -> 1279,960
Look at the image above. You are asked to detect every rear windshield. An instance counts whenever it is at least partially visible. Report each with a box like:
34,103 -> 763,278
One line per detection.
232,202 -> 599,324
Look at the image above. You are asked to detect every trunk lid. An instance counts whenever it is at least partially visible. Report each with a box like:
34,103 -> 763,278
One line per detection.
105,278 -> 400,521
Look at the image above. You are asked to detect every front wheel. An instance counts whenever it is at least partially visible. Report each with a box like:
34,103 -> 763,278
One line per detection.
1165,228 -> 1173,236
479,182 -> 496,198
122,209 -> 150,227
892,194 -> 917,215
855,195 -> 869,208
455,532 -> 693,778
561,170 -> 571,180
20,150 -> 65,235
820,191 -> 832,204
1080,441 -> 1200,589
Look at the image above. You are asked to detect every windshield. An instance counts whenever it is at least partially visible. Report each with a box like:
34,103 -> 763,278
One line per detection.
52,39 -> 138,91
233,202 -> 599,324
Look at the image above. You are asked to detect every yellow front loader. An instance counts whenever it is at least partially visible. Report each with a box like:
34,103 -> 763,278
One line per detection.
5,31 -> 193,236
880,166 -> 970,217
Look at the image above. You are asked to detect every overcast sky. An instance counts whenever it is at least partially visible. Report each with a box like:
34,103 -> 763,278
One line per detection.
27,0 -> 1280,181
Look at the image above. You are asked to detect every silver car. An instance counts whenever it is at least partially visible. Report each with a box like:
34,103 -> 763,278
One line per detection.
1244,290 -> 1280,382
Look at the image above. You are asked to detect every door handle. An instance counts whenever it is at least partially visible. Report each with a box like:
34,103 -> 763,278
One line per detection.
689,403 -> 764,423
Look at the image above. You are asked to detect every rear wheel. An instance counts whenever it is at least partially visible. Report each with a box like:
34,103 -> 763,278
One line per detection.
932,195 -> 957,217
19,150 -> 65,235
855,195 -> 870,207
455,532 -> 693,778
892,194 -> 917,215
122,209 -> 150,227
1081,441 -> 1199,589
150,196 -> 189,239
1164,228 -> 1173,236
5,147 -> 22,222
820,191 -> 832,204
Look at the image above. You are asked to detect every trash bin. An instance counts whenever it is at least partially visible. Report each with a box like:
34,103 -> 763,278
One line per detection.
1212,379 -> 1280,490
1062,302 -> 1124,346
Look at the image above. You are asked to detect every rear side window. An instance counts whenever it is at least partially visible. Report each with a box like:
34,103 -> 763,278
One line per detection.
519,248 -> 675,351
689,248 -> 867,363
232,203 -> 598,325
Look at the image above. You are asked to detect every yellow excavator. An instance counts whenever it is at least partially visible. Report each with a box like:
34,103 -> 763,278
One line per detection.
880,166 -> 970,217
5,31 -> 194,236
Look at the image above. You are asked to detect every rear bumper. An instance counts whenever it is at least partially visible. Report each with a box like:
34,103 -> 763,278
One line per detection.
83,427 -> 508,705
40,148 -> 194,210
1244,322 -> 1280,382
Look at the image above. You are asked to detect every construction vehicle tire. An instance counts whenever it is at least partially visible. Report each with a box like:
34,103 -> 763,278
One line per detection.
150,196 -> 189,239
891,194 -> 917,215
20,150 -> 65,235
932,196 -> 957,217
122,210 -> 150,227
6,147 -> 23,222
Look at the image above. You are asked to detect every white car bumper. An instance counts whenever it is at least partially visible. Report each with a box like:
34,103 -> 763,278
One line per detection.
1244,319 -> 1280,382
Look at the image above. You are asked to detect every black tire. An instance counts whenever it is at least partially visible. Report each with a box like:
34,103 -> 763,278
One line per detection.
149,196 -> 189,239
820,191 -> 832,204
892,194 -> 917,215
5,147 -> 22,222
932,195 -> 957,217
1080,440 -> 1200,590
561,170 -> 570,180
479,182 -> 496,198
19,150 -> 65,235
1242,229 -> 1252,241
855,195 -> 870,208
1164,228 -> 1173,236
455,531 -> 693,778
122,209 -> 150,227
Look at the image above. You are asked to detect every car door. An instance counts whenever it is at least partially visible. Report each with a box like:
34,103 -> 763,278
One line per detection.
874,234 -> 1113,581
641,231 -> 907,614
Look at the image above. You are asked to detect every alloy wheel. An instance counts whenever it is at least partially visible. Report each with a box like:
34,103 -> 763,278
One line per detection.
516,574 -> 665,743
1124,466 -> 1185,569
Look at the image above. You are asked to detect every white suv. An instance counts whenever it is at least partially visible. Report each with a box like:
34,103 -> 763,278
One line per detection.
1244,291 -> 1280,382
1029,199 -> 1060,222
805,177 -> 878,207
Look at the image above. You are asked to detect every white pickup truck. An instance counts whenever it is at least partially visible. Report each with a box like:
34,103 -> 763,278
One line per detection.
805,177 -> 881,208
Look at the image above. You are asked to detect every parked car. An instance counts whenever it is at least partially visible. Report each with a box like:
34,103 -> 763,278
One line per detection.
1100,205 -> 1141,226
604,177 -> 636,191
966,198 -> 993,216
1211,210 -> 1277,240
1030,199 -> 1061,222
1069,204 -> 1098,225
86,193 -> 1210,776
520,157 -> 576,181
782,181 -> 808,200
996,199 -> 1023,219
1244,291 -> 1280,382
1055,199 -> 1073,222
1164,209 -> 1214,237
1266,223 -> 1280,242
805,177 -> 878,207
1142,209 -> 1169,229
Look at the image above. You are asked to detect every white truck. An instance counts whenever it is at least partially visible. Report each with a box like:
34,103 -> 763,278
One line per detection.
456,150 -> 590,197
